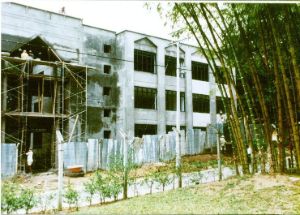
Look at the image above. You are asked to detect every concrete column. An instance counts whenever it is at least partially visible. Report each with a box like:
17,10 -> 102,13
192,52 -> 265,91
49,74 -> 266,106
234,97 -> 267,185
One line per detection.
157,45 -> 166,136
124,35 -> 135,138
209,66 -> 217,125
184,48 -> 193,131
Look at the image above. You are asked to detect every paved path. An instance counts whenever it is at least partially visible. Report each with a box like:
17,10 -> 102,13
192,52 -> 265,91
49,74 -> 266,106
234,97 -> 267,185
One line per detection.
16,167 -> 235,214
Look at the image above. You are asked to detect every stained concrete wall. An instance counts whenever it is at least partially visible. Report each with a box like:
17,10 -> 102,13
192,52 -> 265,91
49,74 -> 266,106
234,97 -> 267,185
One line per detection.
1,2 -> 119,140
1,2 -> 82,62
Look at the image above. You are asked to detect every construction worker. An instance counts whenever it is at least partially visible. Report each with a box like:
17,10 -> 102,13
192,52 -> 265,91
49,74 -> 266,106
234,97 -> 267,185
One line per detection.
21,49 -> 29,59
26,149 -> 33,173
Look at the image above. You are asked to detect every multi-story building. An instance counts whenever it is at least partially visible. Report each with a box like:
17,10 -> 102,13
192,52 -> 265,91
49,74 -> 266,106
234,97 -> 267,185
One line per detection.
116,31 -> 225,139
1,2 -> 226,170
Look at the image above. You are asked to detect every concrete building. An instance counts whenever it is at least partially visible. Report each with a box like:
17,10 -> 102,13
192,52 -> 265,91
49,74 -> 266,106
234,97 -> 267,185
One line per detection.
1,2 -> 226,171
116,31 -> 226,139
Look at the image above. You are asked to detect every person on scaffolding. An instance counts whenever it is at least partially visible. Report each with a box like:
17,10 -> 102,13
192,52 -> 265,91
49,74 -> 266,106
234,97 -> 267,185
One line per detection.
26,149 -> 33,174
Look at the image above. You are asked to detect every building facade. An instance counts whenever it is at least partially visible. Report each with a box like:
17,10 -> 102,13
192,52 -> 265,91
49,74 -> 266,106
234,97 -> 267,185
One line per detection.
1,3 -> 226,170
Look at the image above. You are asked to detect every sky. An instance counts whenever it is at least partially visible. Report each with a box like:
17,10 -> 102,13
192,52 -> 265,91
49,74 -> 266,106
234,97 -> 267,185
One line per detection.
7,1 -> 179,41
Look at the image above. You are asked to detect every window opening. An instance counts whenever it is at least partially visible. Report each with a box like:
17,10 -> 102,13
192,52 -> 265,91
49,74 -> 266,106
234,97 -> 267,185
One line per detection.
134,86 -> 157,109
192,61 -> 209,81
215,67 -> 226,84
104,130 -> 111,139
103,87 -> 111,96
134,49 -> 156,73
104,65 -> 111,74
216,96 -> 230,113
135,124 -> 157,137
166,90 -> 185,112
165,56 -> 184,77
104,109 -> 111,117
104,44 -> 111,53
193,94 -> 210,113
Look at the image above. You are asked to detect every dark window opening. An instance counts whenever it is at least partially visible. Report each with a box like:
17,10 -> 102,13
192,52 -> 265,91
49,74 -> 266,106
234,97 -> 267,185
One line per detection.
166,125 -> 186,133
193,126 -> 206,131
32,132 -> 43,149
192,61 -> 208,81
134,86 -> 157,109
134,49 -> 156,73
193,94 -> 210,113
166,90 -> 185,112
104,44 -> 111,53
165,56 -> 184,77
215,67 -> 226,84
104,130 -> 111,139
103,87 -> 111,96
216,96 -> 230,114
104,109 -> 111,117
135,124 -> 157,137
104,65 -> 111,74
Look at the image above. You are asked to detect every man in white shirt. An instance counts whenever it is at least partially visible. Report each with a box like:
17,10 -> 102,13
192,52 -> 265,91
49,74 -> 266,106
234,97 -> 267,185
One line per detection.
247,145 -> 252,164
26,149 -> 33,173
21,50 -> 29,59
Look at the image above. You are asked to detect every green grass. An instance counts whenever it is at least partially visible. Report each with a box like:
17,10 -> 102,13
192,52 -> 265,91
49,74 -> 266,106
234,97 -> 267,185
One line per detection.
72,175 -> 300,214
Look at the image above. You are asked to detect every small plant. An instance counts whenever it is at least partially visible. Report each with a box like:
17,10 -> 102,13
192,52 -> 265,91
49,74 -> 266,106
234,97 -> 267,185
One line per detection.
190,172 -> 204,185
108,173 -> 122,201
1,182 -> 22,214
64,182 -> 79,210
143,172 -> 156,194
94,171 -> 105,203
84,178 -> 97,206
154,171 -> 172,191
19,187 -> 38,214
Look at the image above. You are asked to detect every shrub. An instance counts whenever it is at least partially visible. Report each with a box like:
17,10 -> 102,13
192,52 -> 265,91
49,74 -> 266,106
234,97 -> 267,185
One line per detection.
84,178 -> 97,206
154,171 -> 172,191
1,182 -> 21,214
94,171 -> 105,203
143,172 -> 156,194
64,182 -> 79,210
190,171 -> 204,185
19,187 -> 38,214
107,173 -> 123,201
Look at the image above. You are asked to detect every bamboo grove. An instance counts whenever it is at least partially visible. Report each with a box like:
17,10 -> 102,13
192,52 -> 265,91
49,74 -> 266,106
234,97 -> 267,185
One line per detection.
158,3 -> 300,174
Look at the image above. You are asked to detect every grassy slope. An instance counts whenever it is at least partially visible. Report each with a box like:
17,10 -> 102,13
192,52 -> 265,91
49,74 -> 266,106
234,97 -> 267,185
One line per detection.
73,175 -> 300,214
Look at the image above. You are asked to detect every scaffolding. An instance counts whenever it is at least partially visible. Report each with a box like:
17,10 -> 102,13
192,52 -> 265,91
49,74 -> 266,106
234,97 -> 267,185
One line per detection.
1,56 -> 89,172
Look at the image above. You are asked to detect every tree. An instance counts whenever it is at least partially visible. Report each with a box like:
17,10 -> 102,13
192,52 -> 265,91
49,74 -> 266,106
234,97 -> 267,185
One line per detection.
154,3 -> 300,173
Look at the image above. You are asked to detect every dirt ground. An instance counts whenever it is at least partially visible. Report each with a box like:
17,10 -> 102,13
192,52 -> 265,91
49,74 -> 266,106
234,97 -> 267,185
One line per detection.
7,153 -> 230,191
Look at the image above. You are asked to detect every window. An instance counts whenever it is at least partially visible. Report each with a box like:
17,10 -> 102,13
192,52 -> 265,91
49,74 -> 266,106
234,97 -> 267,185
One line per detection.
135,124 -> 157,137
216,96 -> 230,113
165,56 -> 184,77
166,90 -> 185,112
33,132 -> 43,149
104,130 -> 111,139
215,67 -> 226,84
192,61 -> 208,81
134,87 -> 157,109
166,125 -> 186,133
193,127 -> 206,131
193,94 -> 210,113
134,49 -> 156,73
104,65 -> 111,74
104,109 -> 111,117
104,44 -> 111,53
103,87 -> 111,96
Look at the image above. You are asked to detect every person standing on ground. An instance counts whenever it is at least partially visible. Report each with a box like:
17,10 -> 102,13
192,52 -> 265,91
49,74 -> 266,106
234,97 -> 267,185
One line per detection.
247,145 -> 252,164
26,149 -> 33,173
